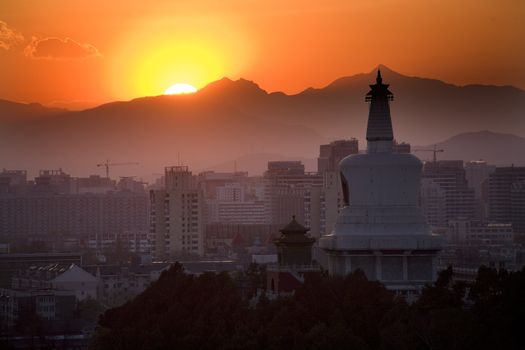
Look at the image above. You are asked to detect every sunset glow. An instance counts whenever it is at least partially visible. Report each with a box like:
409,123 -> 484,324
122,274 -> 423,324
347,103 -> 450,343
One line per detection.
0,1 -> 523,107
164,83 -> 197,95
107,21 -> 250,100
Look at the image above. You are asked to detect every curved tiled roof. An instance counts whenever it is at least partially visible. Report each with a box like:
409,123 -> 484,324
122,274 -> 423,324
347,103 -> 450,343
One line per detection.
280,215 -> 309,234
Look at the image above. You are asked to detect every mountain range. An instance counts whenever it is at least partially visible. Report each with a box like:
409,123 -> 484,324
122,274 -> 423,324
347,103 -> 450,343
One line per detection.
1,65 -> 524,178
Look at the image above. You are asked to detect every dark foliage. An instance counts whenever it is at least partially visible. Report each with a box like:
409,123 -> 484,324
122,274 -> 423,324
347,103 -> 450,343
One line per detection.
92,264 -> 525,350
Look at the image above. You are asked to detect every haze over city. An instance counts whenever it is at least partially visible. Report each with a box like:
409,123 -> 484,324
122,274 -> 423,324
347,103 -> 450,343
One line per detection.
1,1 -> 525,349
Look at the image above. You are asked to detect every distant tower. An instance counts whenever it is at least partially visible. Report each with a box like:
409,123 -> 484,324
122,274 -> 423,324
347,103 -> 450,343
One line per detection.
320,70 -> 442,299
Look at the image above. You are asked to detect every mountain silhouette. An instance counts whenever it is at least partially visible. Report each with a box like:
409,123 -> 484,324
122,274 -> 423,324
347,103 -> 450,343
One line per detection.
207,130 -> 525,175
0,65 -> 524,177
0,99 -> 67,121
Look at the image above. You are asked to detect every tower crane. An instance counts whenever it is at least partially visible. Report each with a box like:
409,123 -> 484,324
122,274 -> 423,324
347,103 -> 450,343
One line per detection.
413,145 -> 444,163
96,160 -> 139,179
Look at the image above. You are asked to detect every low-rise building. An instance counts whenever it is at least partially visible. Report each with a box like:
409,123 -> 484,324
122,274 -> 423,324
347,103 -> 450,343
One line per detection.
0,288 -> 76,329
87,231 -> 152,254
12,264 -> 98,301
0,252 -> 82,288
84,263 -> 171,307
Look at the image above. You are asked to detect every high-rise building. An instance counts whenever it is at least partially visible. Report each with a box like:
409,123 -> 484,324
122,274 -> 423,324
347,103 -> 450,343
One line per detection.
421,160 -> 476,225
420,178 -> 447,227
0,170 -> 28,195
117,177 -> 146,193
0,169 -> 27,187
0,191 -> 148,238
263,161 -> 322,227
150,166 -> 204,259
34,169 -> 74,194
316,140 -> 357,238
198,171 -> 250,200
511,181 -> 525,234
207,200 -> 268,225
320,71 -> 442,298
488,166 -> 525,233
465,161 -> 496,198
465,160 -> 496,222
393,140 -> 411,153
317,139 -> 358,173
76,175 -> 116,194
200,172 -> 270,226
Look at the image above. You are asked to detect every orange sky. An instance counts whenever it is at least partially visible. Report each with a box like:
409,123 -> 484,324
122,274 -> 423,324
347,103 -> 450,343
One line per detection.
1,0 -> 524,109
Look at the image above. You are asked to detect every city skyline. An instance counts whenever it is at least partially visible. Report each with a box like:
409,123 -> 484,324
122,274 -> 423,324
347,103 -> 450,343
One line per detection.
2,2 -> 525,348
2,68 -> 525,349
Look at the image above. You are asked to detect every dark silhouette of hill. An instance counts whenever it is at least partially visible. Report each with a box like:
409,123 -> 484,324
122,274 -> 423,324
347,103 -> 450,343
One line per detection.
1,65 -> 524,177
190,65 -> 525,145
0,99 -> 68,121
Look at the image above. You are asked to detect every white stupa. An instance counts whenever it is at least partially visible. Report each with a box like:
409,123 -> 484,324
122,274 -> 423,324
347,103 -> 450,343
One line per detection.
319,70 -> 442,297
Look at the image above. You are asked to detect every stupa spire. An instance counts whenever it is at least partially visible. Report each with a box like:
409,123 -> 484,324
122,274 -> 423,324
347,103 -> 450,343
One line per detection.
376,69 -> 383,84
365,69 -> 394,145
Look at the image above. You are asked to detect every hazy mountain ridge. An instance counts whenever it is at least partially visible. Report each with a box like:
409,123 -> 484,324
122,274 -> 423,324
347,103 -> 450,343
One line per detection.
204,131 -> 525,176
0,66 -> 524,177
0,99 -> 68,121
422,130 -> 525,166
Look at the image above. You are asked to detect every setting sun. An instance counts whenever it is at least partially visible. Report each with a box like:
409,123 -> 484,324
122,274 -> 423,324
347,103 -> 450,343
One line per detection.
164,83 -> 197,95
107,19 -> 253,100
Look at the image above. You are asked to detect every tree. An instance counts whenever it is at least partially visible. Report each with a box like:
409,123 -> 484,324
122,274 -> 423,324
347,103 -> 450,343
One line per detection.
91,265 -> 525,350
77,297 -> 106,322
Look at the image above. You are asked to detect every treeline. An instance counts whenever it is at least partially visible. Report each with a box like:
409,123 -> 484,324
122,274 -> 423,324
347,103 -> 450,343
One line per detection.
91,264 -> 525,350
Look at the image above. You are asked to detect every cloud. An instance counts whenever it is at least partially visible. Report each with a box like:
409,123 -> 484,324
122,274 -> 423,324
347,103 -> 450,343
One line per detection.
0,21 -> 24,50
24,37 -> 101,60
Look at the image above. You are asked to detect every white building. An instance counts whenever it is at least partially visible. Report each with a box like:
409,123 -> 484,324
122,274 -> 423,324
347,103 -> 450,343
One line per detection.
208,200 -> 269,224
206,181 -> 270,225
12,264 -> 98,301
320,70 -> 442,298
150,166 -> 204,259
85,263 -> 171,307
216,182 -> 244,202
88,231 -> 152,254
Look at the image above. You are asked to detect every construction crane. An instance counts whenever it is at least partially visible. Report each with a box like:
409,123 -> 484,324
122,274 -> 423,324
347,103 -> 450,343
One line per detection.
96,160 -> 139,179
413,145 -> 444,163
